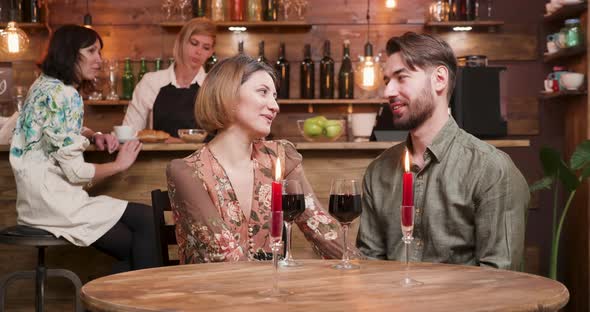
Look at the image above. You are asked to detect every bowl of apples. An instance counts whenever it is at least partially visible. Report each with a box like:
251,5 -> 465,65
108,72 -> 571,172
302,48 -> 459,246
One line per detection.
297,116 -> 345,142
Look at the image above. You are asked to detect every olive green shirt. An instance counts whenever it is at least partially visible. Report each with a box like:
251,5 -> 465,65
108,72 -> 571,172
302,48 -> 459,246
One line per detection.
356,117 -> 529,270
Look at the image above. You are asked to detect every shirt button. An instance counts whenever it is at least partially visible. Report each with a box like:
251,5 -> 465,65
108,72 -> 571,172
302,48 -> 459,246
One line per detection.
416,239 -> 423,247
415,208 -> 421,215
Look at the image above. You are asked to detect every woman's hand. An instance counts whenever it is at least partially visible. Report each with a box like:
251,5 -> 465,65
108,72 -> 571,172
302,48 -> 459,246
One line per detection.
115,140 -> 142,172
94,133 -> 119,154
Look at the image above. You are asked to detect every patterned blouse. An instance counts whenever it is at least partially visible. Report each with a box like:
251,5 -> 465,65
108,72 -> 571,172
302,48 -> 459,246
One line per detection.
167,140 -> 346,263
9,74 -> 126,246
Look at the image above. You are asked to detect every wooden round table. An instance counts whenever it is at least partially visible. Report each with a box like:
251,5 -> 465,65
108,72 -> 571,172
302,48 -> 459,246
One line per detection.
81,260 -> 569,312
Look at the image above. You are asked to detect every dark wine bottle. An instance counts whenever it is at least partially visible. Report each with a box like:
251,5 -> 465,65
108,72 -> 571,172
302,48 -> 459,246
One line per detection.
205,53 -> 218,73
320,40 -> 335,99
192,0 -> 207,17
275,42 -> 290,99
237,40 -> 244,55
300,44 -> 315,99
338,40 -> 354,99
262,0 -> 278,21
257,40 -> 269,65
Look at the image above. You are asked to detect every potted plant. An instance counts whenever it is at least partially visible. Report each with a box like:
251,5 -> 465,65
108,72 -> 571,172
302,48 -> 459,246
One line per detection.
529,140 -> 590,280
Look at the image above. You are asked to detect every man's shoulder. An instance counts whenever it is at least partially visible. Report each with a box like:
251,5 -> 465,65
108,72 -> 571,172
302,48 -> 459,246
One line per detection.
454,129 -> 511,165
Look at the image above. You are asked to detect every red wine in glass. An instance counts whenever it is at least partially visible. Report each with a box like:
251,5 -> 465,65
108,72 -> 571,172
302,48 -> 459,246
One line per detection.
329,194 -> 362,224
283,194 -> 305,222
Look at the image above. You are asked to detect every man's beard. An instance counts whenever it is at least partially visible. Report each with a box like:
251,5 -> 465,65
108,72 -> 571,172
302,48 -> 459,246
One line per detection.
391,81 -> 435,131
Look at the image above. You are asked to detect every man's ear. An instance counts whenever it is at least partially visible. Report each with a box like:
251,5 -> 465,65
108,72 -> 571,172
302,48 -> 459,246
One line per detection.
431,65 -> 449,95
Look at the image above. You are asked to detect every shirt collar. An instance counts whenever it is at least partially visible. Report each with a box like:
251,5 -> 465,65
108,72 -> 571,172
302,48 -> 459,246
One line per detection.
169,63 -> 207,88
405,116 -> 460,163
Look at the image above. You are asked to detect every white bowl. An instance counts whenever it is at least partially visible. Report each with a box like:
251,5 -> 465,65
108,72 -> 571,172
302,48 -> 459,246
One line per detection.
560,73 -> 585,90
178,129 -> 208,143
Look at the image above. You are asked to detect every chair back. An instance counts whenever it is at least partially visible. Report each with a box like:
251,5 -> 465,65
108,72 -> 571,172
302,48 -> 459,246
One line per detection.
151,189 -> 179,266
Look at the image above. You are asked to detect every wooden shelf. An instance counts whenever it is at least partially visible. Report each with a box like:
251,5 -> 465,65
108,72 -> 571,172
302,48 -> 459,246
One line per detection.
0,22 -> 46,29
160,21 -> 312,31
543,45 -> 587,62
84,99 -> 388,106
544,2 -> 587,22
278,99 -> 387,105
84,100 -> 129,106
425,20 -> 504,28
539,90 -> 587,100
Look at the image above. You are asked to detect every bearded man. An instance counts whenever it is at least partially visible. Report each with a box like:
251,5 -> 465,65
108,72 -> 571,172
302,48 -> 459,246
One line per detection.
355,32 -> 529,270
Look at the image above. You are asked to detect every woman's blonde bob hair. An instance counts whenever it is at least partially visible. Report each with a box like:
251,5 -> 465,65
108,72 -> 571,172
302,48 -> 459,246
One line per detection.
172,18 -> 216,69
196,55 -> 278,133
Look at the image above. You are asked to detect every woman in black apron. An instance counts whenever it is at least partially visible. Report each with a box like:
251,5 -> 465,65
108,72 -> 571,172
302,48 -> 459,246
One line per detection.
123,18 -> 216,141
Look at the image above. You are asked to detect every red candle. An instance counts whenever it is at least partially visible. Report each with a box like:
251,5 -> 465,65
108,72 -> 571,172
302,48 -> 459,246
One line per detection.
271,159 -> 283,237
402,149 -> 414,206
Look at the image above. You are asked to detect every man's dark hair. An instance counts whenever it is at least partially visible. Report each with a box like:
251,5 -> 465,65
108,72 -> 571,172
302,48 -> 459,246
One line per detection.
41,25 -> 103,86
386,32 -> 457,101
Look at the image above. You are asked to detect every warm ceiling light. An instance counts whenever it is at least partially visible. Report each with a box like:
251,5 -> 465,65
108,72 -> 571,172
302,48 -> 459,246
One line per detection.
0,22 -> 30,55
453,26 -> 472,32
83,0 -> 93,28
355,0 -> 383,91
386,0 -> 397,8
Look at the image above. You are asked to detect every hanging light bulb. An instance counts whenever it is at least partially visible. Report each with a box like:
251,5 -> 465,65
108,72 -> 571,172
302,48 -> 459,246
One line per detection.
355,42 -> 383,91
386,0 -> 397,9
83,0 -> 93,28
0,22 -> 30,55
355,0 -> 383,92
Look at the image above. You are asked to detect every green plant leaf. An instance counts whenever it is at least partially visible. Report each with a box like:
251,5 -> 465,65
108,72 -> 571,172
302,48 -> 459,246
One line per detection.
570,140 -> 590,170
540,147 -> 561,176
557,162 -> 580,192
529,176 -> 554,193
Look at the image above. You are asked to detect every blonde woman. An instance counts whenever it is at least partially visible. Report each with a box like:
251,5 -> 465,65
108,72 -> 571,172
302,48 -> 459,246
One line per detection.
123,18 -> 216,140
166,55 -> 356,263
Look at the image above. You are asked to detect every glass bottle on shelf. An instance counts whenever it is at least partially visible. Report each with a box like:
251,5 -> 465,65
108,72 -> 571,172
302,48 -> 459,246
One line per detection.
138,58 -> 148,82
211,0 -> 226,21
262,0 -> 278,21
257,40 -> 269,65
338,40 -> 354,99
320,40 -> 335,99
167,57 -> 175,69
154,58 -> 162,71
192,0 -> 207,17
429,0 -> 450,22
121,58 -> 135,100
230,0 -> 245,21
300,44 -> 314,99
23,0 -> 41,23
564,18 -> 581,48
205,53 -> 218,72
237,40 -> 245,55
275,42 -> 290,99
247,0 -> 262,21
105,59 -> 119,101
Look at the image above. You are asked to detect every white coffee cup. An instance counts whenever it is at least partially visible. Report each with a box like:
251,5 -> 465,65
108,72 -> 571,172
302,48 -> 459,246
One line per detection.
351,113 -> 377,141
113,125 -> 135,139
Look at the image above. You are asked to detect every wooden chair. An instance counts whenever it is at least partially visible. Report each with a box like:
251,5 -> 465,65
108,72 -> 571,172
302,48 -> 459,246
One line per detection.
0,225 -> 83,312
151,189 -> 180,266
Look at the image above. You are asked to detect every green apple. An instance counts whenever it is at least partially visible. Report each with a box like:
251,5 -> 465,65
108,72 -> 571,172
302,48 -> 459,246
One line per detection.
309,116 -> 328,128
324,120 -> 342,138
303,119 -> 323,136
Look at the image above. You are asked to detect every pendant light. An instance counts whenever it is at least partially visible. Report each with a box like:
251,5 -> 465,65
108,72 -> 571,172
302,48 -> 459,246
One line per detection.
355,0 -> 382,92
386,0 -> 397,9
0,0 -> 30,55
83,0 -> 93,28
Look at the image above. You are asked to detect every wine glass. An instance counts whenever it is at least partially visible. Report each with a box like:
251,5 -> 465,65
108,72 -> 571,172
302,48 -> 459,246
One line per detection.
105,59 -> 120,101
279,180 -> 305,267
400,204 -> 423,287
329,179 -> 362,270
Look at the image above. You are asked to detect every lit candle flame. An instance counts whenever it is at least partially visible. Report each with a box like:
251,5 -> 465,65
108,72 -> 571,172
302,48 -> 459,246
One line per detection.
404,149 -> 410,172
275,158 -> 282,181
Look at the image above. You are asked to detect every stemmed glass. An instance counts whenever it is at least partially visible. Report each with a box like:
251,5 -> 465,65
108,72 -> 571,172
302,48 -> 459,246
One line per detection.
105,59 -> 120,101
329,179 -> 362,270
259,209 -> 289,297
279,180 -> 305,267
400,204 -> 423,287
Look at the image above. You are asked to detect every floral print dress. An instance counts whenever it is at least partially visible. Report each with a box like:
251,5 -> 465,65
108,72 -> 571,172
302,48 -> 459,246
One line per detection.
167,140 -> 346,263
9,74 -> 127,246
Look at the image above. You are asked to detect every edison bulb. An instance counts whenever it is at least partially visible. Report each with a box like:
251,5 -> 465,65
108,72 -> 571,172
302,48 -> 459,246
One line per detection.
0,22 -> 29,55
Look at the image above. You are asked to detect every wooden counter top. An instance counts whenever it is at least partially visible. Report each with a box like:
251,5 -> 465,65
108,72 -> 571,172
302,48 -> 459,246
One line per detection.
0,140 -> 530,152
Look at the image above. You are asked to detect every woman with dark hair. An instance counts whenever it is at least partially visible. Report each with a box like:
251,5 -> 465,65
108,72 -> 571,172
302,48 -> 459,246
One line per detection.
9,25 -> 160,272
166,55 -> 356,263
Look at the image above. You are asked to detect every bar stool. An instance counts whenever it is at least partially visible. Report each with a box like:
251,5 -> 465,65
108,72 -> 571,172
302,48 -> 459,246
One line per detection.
0,225 -> 83,312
